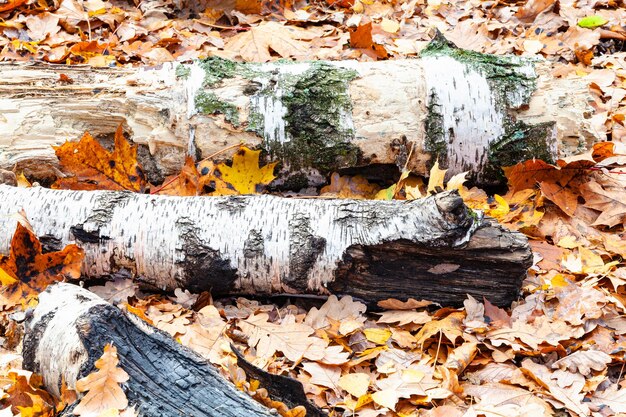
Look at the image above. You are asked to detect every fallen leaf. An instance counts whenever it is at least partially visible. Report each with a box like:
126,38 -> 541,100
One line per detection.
551,349 -> 611,376
53,126 -> 147,192
0,222 -> 83,308
320,173 -> 380,199
239,313 -> 326,362
74,344 -> 129,416
212,146 -> 277,195
223,22 -> 317,62
578,16 -> 608,29
338,373 -> 370,398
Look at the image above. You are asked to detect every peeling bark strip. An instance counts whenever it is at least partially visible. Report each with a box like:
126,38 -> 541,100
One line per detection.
23,283 -> 274,417
0,42 -> 598,183
0,185 -> 532,306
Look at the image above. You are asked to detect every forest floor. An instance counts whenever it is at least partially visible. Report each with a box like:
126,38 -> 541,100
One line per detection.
0,0 -> 626,416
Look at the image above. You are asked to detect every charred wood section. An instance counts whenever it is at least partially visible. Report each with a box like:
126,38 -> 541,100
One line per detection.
22,283 -> 273,417
0,185 -> 532,306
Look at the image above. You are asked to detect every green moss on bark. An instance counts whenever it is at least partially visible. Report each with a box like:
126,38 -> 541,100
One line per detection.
484,121 -> 556,181
280,63 -> 360,171
195,92 -> 240,127
421,32 -> 552,181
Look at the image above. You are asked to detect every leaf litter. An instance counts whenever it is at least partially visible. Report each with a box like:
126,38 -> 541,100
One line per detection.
0,0 -> 626,414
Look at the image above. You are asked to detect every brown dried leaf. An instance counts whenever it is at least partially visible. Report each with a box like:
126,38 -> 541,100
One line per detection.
74,344 -> 129,416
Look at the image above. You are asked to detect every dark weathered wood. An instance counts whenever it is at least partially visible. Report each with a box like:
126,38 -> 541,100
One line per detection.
23,283 -> 274,417
0,185 -> 532,306
331,219 -> 531,307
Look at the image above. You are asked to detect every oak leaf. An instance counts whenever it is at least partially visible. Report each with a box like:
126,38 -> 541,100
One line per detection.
223,22 -> 317,62
0,222 -> 83,308
551,349 -> 611,376
239,313 -> 326,362
74,344 -> 129,417
88,278 -> 138,304
212,146 -> 277,195
53,126 -> 146,192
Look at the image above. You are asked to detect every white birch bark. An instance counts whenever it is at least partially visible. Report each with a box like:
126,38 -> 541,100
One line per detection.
0,54 -> 598,184
0,185 -> 531,306
23,283 -> 275,417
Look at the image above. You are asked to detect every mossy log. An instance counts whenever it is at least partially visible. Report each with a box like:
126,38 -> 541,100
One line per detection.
0,184 -> 532,306
0,39 -> 599,185
22,283 -> 276,417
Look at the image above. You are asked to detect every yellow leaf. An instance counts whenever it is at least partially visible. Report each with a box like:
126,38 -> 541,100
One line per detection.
446,171 -> 468,191
0,266 -> 17,286
557,236 -> 579,249
74,344 -> 129,416
371,389 -> 398,409
363,328 -> 391,345
380,18 -> 400,33
374,184 -> 395,200
404,176 -> 425,200
16,172 -> 31,188
338,373 -> 370,398
486,194 -> 510,218
427,160 -> 446,194
213,146 -> 277,195
550,274 -> 569,288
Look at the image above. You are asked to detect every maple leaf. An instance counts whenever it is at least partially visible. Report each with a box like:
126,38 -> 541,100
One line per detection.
74,344 -> 129,417
0,222 -> 84,308
223,22 -> 317,62
551,349 -> 611,376
211,146 -> 277,195
155,157 -> 201,196
0,372 -> 56,417
53,125 -> 146,192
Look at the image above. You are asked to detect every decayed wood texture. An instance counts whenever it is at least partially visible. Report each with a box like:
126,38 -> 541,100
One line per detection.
22,283 -> 275,417
0,44 -> 599,184
0,185 -> 532,306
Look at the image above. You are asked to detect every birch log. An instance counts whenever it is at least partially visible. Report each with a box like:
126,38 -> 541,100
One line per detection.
0,184 -> 532,306
0,38 -> 599,185
22,283 -> 276,417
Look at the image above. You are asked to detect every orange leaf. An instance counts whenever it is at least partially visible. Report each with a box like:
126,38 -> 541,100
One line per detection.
2,372 -> 56,416
74,344 -> 130,416
155,156 -> 201,196
350,22 -> 373,49
0,0 -> 28,12
0,222 -> 84,308
320,173 -> 380,199
53,125 -> 146,192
